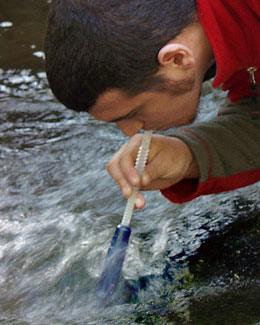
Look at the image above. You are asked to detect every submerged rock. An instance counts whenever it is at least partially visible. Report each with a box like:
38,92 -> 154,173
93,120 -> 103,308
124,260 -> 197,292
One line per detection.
139,198 -> 260,324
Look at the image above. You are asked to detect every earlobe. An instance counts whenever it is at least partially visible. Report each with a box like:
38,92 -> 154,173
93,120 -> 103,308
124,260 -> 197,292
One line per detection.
158,43 -> 195,68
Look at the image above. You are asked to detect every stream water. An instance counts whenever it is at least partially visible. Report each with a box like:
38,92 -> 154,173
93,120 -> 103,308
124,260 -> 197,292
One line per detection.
1,1 -> 260,324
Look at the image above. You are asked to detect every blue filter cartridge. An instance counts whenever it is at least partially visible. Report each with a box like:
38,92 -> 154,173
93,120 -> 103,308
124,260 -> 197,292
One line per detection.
95,224 -> 131,302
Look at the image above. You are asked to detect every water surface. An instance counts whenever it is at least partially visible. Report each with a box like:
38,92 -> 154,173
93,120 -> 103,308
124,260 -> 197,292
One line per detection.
1,1 -> 260,324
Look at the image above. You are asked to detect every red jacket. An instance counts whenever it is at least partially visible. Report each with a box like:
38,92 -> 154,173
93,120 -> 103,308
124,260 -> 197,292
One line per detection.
197,0 -> 260,102
161,0 -> 260,204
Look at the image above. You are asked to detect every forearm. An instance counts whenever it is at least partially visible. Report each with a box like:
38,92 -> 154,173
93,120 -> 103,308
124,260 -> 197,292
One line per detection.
161,98 -> 260,203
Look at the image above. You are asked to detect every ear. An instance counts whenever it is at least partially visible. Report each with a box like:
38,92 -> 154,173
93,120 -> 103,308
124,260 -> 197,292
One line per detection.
158,43 -> 195,69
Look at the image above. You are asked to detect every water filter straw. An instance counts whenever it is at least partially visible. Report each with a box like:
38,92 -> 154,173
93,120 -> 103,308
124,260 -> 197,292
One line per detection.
95,130 -> 153,303
121,130 -> 153,226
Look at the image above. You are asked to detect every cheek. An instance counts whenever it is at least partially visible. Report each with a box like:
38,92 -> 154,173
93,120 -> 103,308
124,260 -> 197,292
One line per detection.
168,102 -> 198,126
183,102 -> 199,124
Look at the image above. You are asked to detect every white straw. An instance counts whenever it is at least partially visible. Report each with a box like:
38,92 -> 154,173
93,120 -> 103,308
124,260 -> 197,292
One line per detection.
121,130 -> 153,226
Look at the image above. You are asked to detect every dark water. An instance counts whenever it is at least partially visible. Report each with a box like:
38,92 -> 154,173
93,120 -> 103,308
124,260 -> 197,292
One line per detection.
1,1 -> 260,324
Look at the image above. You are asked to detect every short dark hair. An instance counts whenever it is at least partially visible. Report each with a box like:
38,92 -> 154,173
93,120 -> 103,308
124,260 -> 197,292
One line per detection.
44,0 -> 196,112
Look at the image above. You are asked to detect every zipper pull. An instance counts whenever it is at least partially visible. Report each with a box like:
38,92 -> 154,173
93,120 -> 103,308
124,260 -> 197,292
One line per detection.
247,66 -> 259,120
247,66 -> 257,85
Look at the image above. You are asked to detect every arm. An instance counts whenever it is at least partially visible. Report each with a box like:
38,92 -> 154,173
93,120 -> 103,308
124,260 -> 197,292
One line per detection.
162,98 -> 260,203
107,98 -> 260,207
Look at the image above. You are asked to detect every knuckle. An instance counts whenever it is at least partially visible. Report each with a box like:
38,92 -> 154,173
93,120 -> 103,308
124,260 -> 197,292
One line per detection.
106,160 -> 113,173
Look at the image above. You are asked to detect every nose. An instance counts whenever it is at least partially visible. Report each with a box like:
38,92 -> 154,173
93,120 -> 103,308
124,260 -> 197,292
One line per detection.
116,119 -> 144,137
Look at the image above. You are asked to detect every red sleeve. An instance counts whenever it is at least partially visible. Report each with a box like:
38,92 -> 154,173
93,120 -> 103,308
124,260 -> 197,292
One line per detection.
161,169 -> 260,204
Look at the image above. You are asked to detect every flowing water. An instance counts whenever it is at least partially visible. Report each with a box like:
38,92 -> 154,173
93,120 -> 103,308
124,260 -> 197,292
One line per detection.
1,1 -> 260,324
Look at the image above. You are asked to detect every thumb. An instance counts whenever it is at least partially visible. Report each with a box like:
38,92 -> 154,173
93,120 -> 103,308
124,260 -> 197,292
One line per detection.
140,136 -> 194,190
141,154 -> 182,189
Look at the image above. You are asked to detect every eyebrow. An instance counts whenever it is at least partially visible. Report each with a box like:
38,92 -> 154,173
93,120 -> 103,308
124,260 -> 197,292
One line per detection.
110,105 -> 143,123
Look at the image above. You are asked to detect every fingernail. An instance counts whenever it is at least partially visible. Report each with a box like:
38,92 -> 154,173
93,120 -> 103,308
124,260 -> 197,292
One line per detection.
131,176 -> 139,186
135,197 -> 143,209
142,173 -> 150,186
122,186 -> 130,197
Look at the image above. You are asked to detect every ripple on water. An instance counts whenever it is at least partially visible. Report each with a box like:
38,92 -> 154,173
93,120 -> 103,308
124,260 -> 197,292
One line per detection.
0,69 -> 52,101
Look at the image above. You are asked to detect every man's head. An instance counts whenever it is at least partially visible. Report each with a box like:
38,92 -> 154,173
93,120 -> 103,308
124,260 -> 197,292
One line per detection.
45,0 -> 197,113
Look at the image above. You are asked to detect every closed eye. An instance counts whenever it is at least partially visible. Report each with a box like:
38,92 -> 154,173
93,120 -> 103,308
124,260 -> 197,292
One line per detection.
110,105 -> 143,123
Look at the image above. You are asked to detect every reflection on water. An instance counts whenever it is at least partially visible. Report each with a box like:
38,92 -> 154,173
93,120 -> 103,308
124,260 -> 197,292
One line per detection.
0,69 -> 51,100
0,0 -> 49,71
1,1 -> 260,324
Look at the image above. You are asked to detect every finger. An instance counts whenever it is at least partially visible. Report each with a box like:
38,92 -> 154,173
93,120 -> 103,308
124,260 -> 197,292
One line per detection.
106,149 -> 133,198
141,155 -> 183,190
142,157 -> 173,185
107,134 -> 147,198
134,191 -> 146,210
141,175 -> 178,190
118,134 -> 144,187
140,136 -> 191,189
120,152 -> 141,187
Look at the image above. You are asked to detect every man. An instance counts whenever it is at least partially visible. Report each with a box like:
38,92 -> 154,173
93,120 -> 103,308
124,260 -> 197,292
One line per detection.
45,0 -> 260,209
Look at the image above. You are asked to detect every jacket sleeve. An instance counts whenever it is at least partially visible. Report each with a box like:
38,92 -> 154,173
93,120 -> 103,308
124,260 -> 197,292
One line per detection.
161,98 -> 260,203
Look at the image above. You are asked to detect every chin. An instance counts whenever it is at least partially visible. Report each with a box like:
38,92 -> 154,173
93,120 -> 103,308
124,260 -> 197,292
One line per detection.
186,114 -> 197,125
179,112 -> 197,126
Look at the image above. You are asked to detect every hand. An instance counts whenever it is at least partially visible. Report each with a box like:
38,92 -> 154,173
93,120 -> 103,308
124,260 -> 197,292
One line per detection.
107,134 -> 199,209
